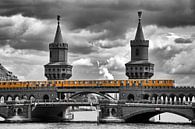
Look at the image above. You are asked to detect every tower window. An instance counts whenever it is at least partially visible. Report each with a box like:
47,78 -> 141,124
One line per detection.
50,52 -> 52,58
135,48 -> 139,56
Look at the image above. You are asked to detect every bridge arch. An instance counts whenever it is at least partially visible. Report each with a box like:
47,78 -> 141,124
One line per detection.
0,96 -> 5,103
70,92 -> 112,100
29,95 -> 36,102
151,94 -> 158,103
21,95 -> 28,100
43,94 -> 49,102
188,94 -> 194,102
6,95 -> 13,101
127,94 -> 134,101
159,94 -> 168,104
142,94 -> 149,100
123,109 -> 193,123
14,95 -> 20,101
0,113 -> 7,120
169,94 -> 177,104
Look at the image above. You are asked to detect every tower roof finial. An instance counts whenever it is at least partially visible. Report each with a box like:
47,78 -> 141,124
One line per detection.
54,15 -> 63,43
138,11 -> 142,21
57,15 -> 60,25
135,11 -> 145,40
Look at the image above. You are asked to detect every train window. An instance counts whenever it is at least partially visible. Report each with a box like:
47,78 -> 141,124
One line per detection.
146,80 -> 148,83
152,80 -> 155,84
109,81 -> 113,84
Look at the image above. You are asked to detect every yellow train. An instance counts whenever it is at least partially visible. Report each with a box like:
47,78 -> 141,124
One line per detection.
0,80 -> 175,89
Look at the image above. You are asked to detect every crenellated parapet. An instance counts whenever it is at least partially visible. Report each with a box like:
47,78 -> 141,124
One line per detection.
49,43 -> 68,49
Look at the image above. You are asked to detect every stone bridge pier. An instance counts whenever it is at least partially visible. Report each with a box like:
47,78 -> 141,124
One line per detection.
0,104 -> 32,121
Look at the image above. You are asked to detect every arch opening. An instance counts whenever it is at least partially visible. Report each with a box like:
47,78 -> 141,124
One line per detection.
43,95 -> 49,102
142,94 -> 149,100
150,112 -> 191,123
125,110 -> 192,123
29,95 -> 35,102
70,92 -> 112,102
0,114 -> 6,121
127,94 -> 134,102
7,96 -> 13,102
14,96 -> 20,102
22,95 -> 28,100
0,96 -> 5,103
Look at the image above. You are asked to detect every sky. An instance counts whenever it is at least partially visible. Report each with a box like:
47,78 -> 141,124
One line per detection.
0,0 -> 195,85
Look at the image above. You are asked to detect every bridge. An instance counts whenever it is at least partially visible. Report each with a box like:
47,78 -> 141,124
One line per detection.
0,99 -> 195,124
0,82 -> 195,124
0,12 -> 195,124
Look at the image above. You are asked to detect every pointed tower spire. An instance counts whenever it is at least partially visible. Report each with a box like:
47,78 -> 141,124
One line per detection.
135,11 -> 145,40
54,15 -> 63,43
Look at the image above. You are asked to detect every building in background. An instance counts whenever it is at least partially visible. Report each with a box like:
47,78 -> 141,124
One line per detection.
0,63 -> 18,81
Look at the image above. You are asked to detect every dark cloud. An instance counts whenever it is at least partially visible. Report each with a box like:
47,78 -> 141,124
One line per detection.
174,38 -> 193,44
192,33 -> 195,38
150,44 -> 195,75
0,0 -> 194,40
0,0 -> 195,53
150,45 -> 182,74
69,45 -> 98,55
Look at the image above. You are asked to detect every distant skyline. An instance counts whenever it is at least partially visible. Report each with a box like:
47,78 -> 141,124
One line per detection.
0,0 -> 195,85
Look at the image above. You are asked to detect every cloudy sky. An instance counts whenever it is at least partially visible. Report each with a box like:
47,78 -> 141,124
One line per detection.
0,0 -> 195,85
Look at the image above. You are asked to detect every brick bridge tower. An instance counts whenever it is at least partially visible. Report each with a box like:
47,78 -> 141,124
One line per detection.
125,11 -> 154,79
44,15 -> 72,80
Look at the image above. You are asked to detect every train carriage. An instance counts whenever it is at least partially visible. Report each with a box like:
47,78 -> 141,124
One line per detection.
0,79 -> 175,89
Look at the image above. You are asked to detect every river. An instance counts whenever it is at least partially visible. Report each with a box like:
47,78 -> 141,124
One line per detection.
0,123 -> 194,129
